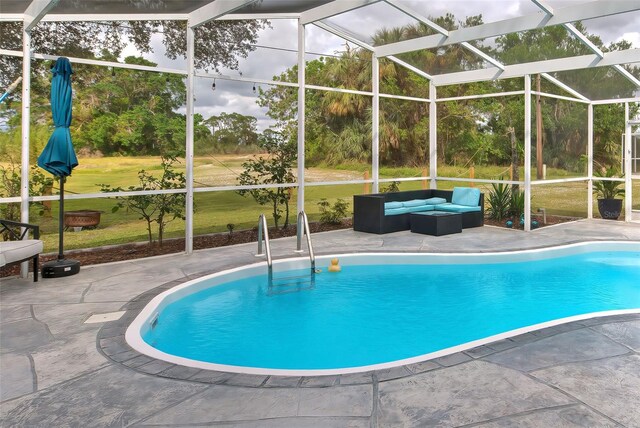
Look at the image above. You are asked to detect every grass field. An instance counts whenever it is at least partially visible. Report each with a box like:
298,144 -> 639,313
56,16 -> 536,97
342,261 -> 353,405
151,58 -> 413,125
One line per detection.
3,155 -> 639,253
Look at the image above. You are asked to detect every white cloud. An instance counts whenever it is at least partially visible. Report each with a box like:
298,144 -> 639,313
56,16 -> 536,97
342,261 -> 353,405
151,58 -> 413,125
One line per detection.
617,32 -> 640,49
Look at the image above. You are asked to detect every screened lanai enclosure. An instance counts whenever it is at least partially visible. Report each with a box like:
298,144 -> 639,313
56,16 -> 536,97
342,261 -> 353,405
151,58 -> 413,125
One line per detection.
1,0 -> 639,255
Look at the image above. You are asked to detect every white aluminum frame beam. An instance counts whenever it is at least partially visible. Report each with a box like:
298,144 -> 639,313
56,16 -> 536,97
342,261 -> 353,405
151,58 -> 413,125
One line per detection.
385,0 -> 505,71
5,11 -> 298,22
540,72 -> 589,101
614,65 -> 640,89
564,23 -> 604,57
592,97 -> 640,105
195,71 -> 298,87
300,0 -> 379,25
189,0 -> 258,28
1,14 -> 22,21
532,91 -> 589,104
0,48 -> 432,103
375,1 -> 640,57
437,90 -> 525,103
438,177 -> 523,186
379,93 -> 430,103
433,48 -> 640,86
313,21 -> 374,51
385,0 -> 448,34
532,0 -> 640,90
531,177 -> 589,185
24,0 -> 59,31
221,13 -> 300,20
624,103 -> 633,221
297,21 -> 306,214
372,54 -> 380,193
385,56 -> 433,81
429,82 -> 437,188
462,44 -> 505,71
533,0 -> 604,58
38,13 -> 189,21
314,21 -> 433,81
587,103 -> 594,219
27,12 -> 300,22
524,75 -> 532,232
0,49 -> 187,75
20,25 -> 32,277
185,22 -> 195,254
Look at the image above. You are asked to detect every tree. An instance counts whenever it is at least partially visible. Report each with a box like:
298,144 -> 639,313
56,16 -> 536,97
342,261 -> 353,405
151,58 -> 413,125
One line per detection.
0,18 -> 267,156
256,14 -> 639,172
99,156 -> 187,246
494,23 -> 640,171
0,156 -> 54,237
0,19 -> 268,90
205,112 -> 259,152
237,131 -> 296,229
1,54 -> 192,157
0,159 -> 21,229
257,15 -> 491,168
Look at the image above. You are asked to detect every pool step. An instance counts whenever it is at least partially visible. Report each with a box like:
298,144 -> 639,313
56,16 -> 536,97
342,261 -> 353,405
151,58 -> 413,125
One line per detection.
268,272 -> 316,295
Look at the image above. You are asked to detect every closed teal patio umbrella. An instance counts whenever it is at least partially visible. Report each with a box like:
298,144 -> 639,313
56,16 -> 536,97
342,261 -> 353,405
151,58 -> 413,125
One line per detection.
37,57 -> 80,278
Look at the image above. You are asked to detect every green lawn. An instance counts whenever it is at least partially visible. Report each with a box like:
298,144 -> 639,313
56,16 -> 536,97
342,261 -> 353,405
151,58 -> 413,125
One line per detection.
3,156 -> 638,253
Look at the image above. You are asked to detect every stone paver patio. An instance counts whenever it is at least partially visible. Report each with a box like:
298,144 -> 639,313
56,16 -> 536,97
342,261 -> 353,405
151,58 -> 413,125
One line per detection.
1,219 -> 639,427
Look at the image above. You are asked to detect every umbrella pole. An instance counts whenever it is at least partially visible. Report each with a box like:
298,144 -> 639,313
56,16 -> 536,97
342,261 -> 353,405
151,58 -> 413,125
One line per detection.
42,176 -> 80,278
58,177 -> 64,260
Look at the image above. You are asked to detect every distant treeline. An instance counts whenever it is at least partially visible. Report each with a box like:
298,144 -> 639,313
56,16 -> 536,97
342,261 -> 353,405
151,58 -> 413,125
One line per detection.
1,13 -> 638,171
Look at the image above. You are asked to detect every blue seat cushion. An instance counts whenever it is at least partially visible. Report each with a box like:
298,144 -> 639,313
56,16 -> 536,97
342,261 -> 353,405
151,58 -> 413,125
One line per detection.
408,205 -> 435,213
435,203 -> 481,213
385,207 -> 411,216
402,199 -> 428,207
452,187 -> 480,207
384,201 -> 403,209
424,197 -> 447,205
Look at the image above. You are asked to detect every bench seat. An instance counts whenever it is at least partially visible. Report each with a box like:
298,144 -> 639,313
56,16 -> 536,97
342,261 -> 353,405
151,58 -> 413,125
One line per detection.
0,240 -> 43,265
0,220 -> 42,282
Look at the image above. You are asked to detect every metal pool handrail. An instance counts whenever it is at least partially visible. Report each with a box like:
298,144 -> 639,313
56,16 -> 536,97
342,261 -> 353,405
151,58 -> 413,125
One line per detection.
296,211 -> 316,272
257,214 -> 272,280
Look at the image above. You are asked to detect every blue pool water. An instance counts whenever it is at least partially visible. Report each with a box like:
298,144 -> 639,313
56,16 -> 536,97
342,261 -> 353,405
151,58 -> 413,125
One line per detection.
143,250 -> 640,371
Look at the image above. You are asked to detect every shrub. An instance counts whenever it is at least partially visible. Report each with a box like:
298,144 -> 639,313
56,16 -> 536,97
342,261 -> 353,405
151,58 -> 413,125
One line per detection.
487,180 -> 511,220
0,157 -> 54,231
317,198 -> 349,224
381,181 -> 400,193
99,155 -> 187,246
237,131 -> 296,229
0,161 -> 21,227
510,189 -> 526,220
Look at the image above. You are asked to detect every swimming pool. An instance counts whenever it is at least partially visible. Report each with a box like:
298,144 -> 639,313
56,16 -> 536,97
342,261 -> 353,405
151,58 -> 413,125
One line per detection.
126,242 -> 640,375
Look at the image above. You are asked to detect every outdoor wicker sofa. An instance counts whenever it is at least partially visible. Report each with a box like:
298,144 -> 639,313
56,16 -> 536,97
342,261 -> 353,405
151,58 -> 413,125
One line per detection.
353,187 -> 484,234
0,220 -> 42,282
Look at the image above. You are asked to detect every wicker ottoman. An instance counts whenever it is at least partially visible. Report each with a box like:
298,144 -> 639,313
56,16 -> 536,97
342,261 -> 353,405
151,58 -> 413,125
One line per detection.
410,211 -> 462,236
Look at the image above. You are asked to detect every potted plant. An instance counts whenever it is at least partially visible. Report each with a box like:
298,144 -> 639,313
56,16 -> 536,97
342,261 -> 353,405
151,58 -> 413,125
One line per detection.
593,166 -> 625,220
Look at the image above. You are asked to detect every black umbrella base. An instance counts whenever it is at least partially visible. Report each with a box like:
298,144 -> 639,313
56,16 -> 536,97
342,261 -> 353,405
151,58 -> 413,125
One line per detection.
42,258 -> 80,278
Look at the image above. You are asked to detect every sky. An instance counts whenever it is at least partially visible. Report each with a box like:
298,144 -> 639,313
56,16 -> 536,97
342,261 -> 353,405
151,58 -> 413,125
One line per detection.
119,0 -> 640,132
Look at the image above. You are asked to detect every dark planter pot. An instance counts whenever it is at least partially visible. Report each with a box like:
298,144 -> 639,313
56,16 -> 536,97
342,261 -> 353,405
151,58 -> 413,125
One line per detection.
597,198 -> 623,220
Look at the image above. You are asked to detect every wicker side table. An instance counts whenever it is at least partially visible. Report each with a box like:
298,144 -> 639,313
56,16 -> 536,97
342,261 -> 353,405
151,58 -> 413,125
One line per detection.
410,211 -> 462,236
